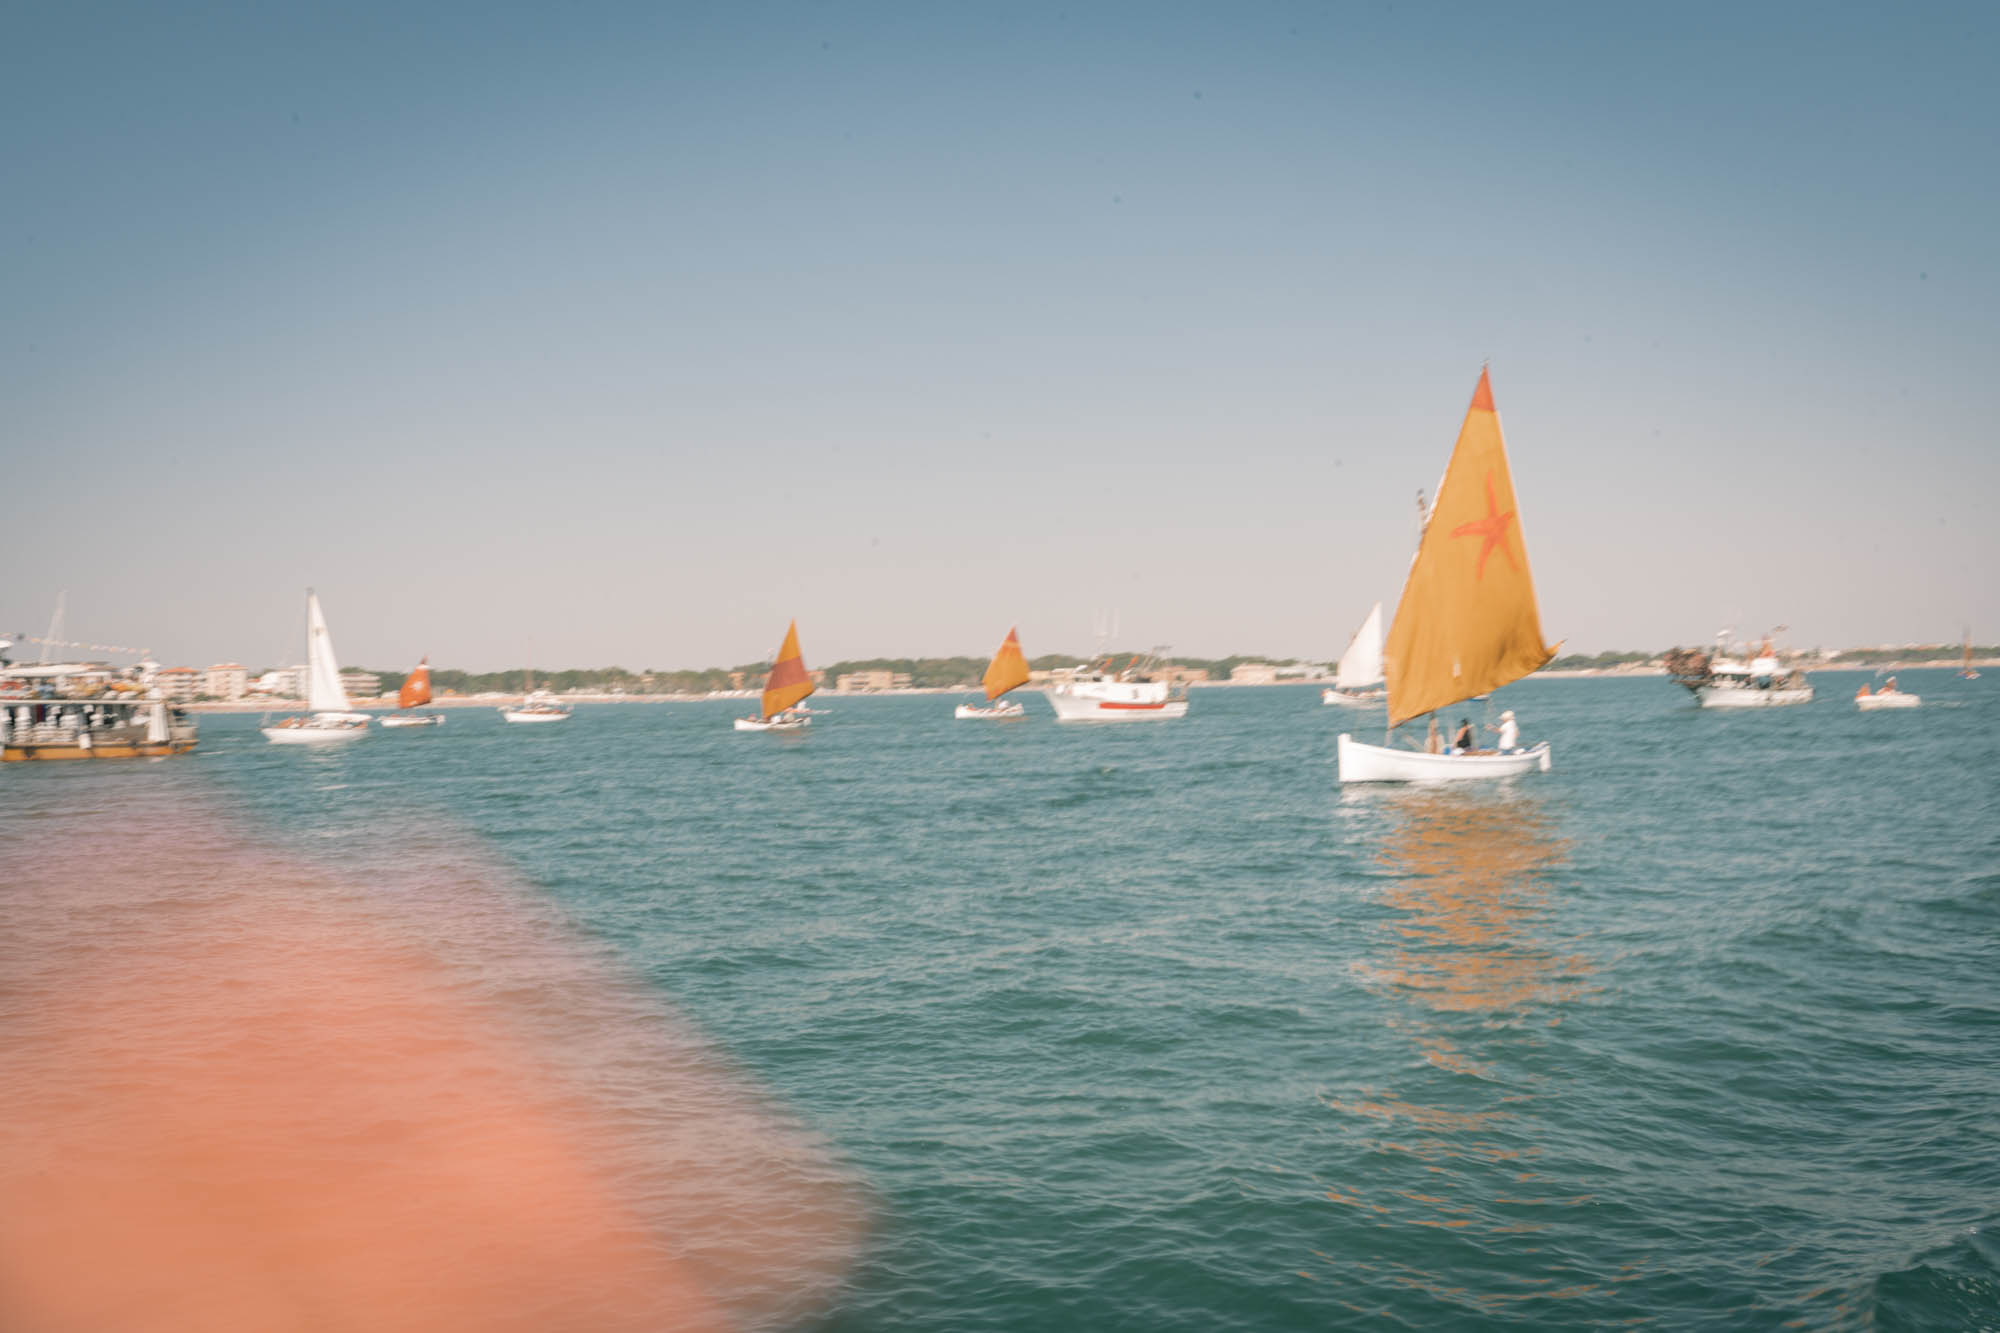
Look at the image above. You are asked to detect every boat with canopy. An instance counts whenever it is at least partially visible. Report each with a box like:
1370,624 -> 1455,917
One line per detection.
262,591 -> 372,743
1321,602 -> 1385,706
380,656 -> 444,727
957,627 -> 1031,719
736,621 -> 814,731
1338,368 -> 1555,782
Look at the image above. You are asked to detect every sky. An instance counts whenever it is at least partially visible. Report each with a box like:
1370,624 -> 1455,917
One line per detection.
6,2 -> 1996,671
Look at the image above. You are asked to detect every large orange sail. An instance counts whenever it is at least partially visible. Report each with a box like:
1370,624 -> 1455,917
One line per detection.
399,658 -> 433,709
760,621 -> 815,719
982,627 -> 1031,701
1383,368 -> 1555,730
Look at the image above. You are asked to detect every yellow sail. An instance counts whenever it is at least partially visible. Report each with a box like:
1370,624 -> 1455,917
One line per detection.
981,627 -> 1031,701
1383,368 -> 1555,730
760,620 -> 815,719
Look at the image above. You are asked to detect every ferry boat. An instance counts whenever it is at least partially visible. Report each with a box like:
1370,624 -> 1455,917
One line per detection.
1855,677 -> 1920,710
1665,633 -> 1814,708
1,659 -> 197,761
1046,653 -> 1189,722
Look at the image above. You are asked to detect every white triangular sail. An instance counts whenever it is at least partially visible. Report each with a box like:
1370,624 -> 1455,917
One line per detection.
305,590 -> 352,713
1334,602 -> 1384,690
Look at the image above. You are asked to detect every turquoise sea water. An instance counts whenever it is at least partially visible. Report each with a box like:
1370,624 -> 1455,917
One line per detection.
4,672 -> 1996,1329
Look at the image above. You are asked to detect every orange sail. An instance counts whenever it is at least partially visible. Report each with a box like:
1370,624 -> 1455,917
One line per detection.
1383,368 -> 1556,730
399,658 -> 433,709
982,627 -> 1031,701
760,621 -> 815,719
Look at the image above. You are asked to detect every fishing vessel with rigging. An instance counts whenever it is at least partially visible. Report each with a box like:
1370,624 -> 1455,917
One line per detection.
1046,649 -> 1189,722
262,591 -> 372,743
379,657 -> 445,727
736,621 -> 814,731
1664,632 -> 1814,707
957,627 -> 1032,719
1338,368 -> 1555,782
1322,603 -> 1385,706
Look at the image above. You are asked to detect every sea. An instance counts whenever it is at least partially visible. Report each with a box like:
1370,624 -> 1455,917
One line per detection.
2,672 -> 1995,1331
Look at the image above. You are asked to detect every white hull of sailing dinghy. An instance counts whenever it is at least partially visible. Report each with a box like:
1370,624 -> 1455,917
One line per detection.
500,709 -> 571,723
378,713 -> 445,727
735,714 -> 809,732
1338,732 -> 1551,783
1856,692 -> 1920,710
955,700 -> 1026,719
262,714 -> 371,743
1696,684 -> 1814,708
1321,688 -> 1384,707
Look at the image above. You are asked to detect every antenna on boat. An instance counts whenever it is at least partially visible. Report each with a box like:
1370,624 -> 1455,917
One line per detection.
39,592 -> 65,665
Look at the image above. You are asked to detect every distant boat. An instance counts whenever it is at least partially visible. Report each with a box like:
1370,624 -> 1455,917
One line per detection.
500,668 -> 572,723
1856,676 -> 1920,710
1961,628 -> 1981,680
1338,368 -> 1555,782
262,590 -> 372,743
736,621 -> 814,731
957,627 -> 1031,719
1046,649 -> 1189,722
1665,631 -> 1814,707
1322,602 -> 1385,706
379,656 -> 445,727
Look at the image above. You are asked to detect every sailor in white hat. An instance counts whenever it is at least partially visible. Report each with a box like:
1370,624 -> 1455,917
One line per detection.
1491,709 -> 1520,751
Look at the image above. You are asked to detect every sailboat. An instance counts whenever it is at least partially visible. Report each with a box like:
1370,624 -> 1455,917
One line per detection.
499,666 -> 572,722
956,627 -> 1032,719
1338,368 -> 1556,782
1962,628 -> 1981,680
735,621 -> 814,731
379,656 -> 445,727
1321,603 -> 1385,706
262,590 -> 372,743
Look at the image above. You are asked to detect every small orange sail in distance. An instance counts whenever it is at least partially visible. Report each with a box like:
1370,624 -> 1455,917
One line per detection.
399,658 -> 433,709
982,627 -> 1031,701
1382,367 -> 1556,730
761,621 -> 816,720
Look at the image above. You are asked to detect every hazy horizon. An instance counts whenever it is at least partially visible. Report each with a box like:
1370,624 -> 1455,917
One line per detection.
8,4 -> 1995,671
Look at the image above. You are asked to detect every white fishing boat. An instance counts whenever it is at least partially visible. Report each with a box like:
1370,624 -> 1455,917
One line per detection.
1046,652 -> 1188,722
1855,678 -> 1920,710
1339,368 -> 1556,783
957,627 -> 1032,719
1666,633 -> 1814,707
379,656 -> 445,727
500,670 -> 571,723
1322,602 -> 1385,706
737,621 -> 814,732
262,591 -> 372,743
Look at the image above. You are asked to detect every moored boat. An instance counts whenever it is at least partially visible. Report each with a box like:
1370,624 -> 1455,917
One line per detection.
1046,654 -> 1188,722
1665,633 -> 1814,707
500,669 -> 572,723
380,656 -> 445,727
737,621 -> 814,732
1322,602 -> 1385,706
262,591 -> 372,743
957,627 -> 1032,720
1338,367 -> 1557,783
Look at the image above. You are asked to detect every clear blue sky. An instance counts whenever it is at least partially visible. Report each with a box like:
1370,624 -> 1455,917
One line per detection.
7,3 -> 1995,670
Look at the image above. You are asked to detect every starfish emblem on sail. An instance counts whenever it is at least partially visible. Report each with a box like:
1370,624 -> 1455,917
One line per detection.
1450,473 -> 1518,580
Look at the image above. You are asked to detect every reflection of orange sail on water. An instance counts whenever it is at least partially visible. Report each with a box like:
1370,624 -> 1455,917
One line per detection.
1383,369 -> 1557,730
981,627 -> 1031,701
399,658 -> 433,709
761,621 -> 815,720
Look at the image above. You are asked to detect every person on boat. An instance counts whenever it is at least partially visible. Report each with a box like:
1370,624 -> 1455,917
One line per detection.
1424,717 -> 1442,754
1856,683 -> 1871,699
1490,710 -> 1520,751
1452,719 -> 1476,754
1882,676 -> 1899,694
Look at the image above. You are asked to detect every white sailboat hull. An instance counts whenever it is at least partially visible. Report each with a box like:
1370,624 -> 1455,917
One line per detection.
1337,732 -> 1551,783
1855,692 -> 1920,710
1696,684 -> 1814,708
1321,688 -> 1384,707
956,700 -> 1026,720
735,714 -> 809,732
262,713 -> 371,743
378,713 -> 444,727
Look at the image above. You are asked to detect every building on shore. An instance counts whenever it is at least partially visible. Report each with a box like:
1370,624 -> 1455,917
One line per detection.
836,670 -> 912,693
252,666 -> 304,699
205,663 -> 247,701
156,666 -> 201,701
1230,662 -> 1280,685
339,670 -> 381,699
